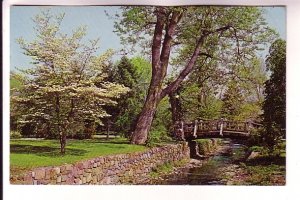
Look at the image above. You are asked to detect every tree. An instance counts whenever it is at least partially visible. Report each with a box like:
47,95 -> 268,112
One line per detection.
221,81 -> 244,120
262,39 -> 286,149
115,6 -> 276,144
11,10 -> 128,154
104,56 -> 150,137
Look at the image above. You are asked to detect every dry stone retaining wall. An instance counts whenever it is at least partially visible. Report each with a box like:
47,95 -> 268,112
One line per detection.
11,143 -> 190,185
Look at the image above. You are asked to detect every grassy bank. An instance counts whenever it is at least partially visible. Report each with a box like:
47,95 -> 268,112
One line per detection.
149,159 -> 190,178
10,137 -> 147,175
241,150 -> 286,185
230,142 -> 286,185
196,138 -> 222,155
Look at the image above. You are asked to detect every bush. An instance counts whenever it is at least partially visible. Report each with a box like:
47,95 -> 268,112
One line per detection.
196,139 -> 217,155
10,131 -> 22,139
247,127 -> 263,147
146,125 -> 173,147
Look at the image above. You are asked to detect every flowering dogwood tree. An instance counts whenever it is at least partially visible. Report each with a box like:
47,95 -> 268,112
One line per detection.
11,10 -> 129,154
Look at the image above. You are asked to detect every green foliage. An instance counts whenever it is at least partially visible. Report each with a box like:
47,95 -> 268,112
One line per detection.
262,39 -> 286,149
10,72 -> 24,90
179,83 -> 223,120
196,139 -> 219,155
246,127 -> 263,147
221,81 -> 244,120
105,56 -> 151,137
243,164 -> 285,185
150,159 -> 189,178
10,131 -> 22,139
10,72 -> 26,131
147,97 -> 173,146
11,10 -> 128,145
117,6 -> 276,60
221,58 -> 267,121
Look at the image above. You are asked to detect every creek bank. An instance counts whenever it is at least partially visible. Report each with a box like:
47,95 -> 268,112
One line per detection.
148,139 -> 285,185
148,138 -> 224,184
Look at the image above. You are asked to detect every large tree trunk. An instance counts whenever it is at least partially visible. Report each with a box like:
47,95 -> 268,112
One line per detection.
130,7 -> 168,144
130,86 -> 161,144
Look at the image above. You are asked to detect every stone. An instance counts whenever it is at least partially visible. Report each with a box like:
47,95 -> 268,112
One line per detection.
61,175 -> 68,182
99,158 -> 105,164
82,177 -> 87,184
247,151 -> 260,161
60,166 -> 66,174
76,162 -> 84,170
45,169 -> 51,180
50,168 -> 60,177
85,168 -> 92,173
83,162 -> 89,169
92,167 -> 101,175
78,169 -> 83,175
73,168 -> 79,178
34,169 -> 46,180
74,178 -> 82,185
56,176 -> 62,183
65,164 -> 73,171
49,179 -> 57,184
101,177 -> 112,184
23,173 -> 33,184
66,177 -> 74,184
92,176 -> 97,184
86,173 -> 92,183
54,167 -> 60,174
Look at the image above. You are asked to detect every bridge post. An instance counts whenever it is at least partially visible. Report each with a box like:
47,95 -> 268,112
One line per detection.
193,120 -> 198,138
219,118 -> 224,136
180,121 -> 185,140
199,119 -> 203,130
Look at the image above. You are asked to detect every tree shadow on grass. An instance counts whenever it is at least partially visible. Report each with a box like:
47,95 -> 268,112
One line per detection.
10,144 -> 88,157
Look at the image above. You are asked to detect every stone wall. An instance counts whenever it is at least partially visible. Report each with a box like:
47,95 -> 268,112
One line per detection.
11,143 -> 190,185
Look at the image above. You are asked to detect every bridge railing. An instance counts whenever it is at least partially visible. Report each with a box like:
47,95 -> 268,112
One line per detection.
173,119 -> 262,140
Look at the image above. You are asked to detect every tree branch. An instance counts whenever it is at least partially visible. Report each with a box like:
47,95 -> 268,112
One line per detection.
160,35 -> 206,99
159,10 -> 183,78
160,25 -> 232,99
151,7 -> 166,72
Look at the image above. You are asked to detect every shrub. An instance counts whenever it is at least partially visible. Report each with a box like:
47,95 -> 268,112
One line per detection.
10,131 -> 22,139
196,139 -> 217,155
146,125 -> 173,147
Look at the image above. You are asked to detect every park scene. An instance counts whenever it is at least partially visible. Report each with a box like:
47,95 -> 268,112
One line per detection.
10,5 -> 286,185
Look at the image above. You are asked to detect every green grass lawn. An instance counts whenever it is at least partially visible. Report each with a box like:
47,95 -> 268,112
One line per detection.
10,137 -> 147,175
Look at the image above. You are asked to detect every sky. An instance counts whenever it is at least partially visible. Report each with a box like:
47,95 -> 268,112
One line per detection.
10,6 -> 286,71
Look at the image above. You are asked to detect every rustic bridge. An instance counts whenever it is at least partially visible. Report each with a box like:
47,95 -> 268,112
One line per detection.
173,119 -> 262,140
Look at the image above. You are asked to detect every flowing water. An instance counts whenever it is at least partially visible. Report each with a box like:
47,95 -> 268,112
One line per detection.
152,139 -> 247,185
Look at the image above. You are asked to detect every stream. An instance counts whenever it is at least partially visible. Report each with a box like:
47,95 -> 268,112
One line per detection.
151,139 -> 248,185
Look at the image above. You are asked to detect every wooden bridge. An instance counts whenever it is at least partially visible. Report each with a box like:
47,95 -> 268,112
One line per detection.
173,119 -> 262,140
